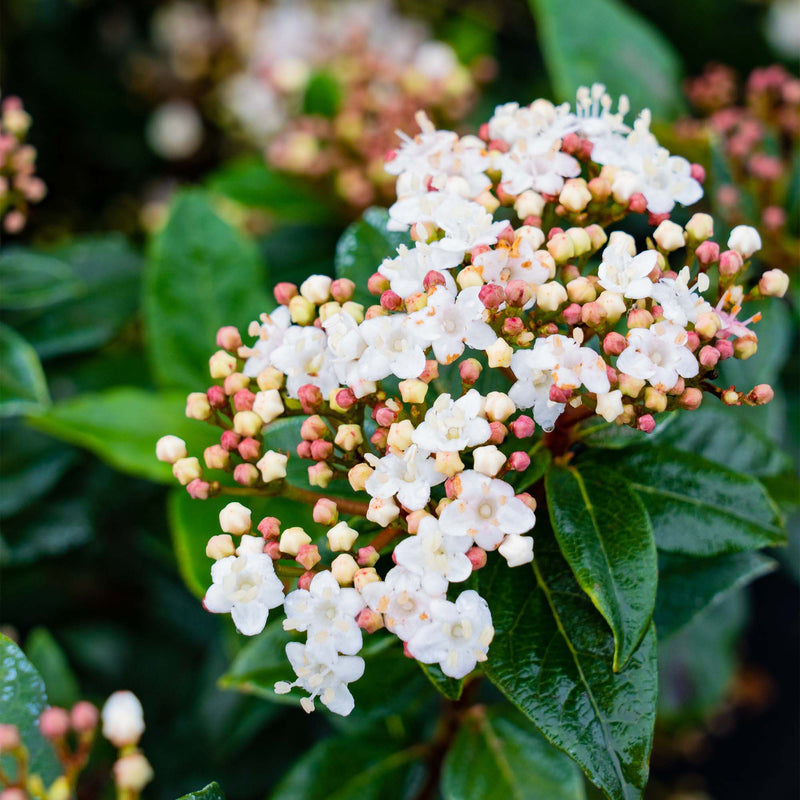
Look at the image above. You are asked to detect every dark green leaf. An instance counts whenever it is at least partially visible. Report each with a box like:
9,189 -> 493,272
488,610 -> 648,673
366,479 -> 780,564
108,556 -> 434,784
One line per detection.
27,387 -> 217,484
528,0 -> 684,119
480,526 -> 657,800
513,442 -> 552,491
335,208 -> 412,307
258,223 -> 339,285
176,782 -> 226,800
25,628 -> 80,708
589,447 -> 784,555
0,634 -> 60,785
418,662 -> 463,701
655,551 -> 776,639
144,190 -> 272,391
0,250 -> 82,310
302,71 -> 342,118
0,322 -> 50,416
546,466 -> 656,670
442,706 -> 585,800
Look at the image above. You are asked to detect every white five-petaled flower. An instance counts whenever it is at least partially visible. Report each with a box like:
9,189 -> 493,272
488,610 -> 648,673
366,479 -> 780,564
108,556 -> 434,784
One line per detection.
616,321 -> 699,391
597,245 -> 657,299
378,242 -> 460,299
364,444 -> 445,511
357,314 -> 428,381
406,590 -> 494,679
204,535 -> 285,636
497,139 -> 581,196
360,566 -> 435,641
473,237 -> 550,288
508,350 -> 565,432
650,266 -> 712,327
439,470 -> 535,550
242,306 -> 291,377
270,325 -> 338,399
412,389 -> 491,452
525,334 -> 610,394
428,195 -> 510,262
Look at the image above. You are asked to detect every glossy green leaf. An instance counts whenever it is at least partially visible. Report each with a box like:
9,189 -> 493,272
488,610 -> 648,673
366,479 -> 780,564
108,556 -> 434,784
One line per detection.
176,782 -> 226,800
258,223 -> 339,285
28,387 -> 216,484
442,706 -> 585,800
0,322 -> 50,416
546,466 -> 656,671
25,628 -> 80,708
0,634 -> 60,785
269,734 -> 423,800
591,447 -> 785,556
418,662 -> 463,701
0,250 -> 81,310
479,527 -> 657,800
655,551 -> 776,640
144,190 -> 272,391
528,0 -> 683,119
302,71 -> 342,118
334,208 -> 412,307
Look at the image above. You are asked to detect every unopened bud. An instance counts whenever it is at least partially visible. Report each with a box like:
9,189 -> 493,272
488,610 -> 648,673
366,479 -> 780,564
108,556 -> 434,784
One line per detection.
216,326 -> 242,352
387,419 -> 414,451
399,379 -> 428,404
233,463 -> 260,487
173,457 -> 202,485
644,387 -> 668,413
435,451 -> 465,477
733,335 -> 758,359
653,220 -> 686,252
728,225 -> 762,258
327,521 -> 359,552
603,332 -> 627,356
559,179 -> 592,213
699,345 -> 720,369
280,527 -> 311,556
219,502 -> 251,535
206,534 -> 235,560
472,445 -> 507,476
637,414 -> 656,433
256,450 -> 288,483
457,265 -> 484,289
273,282 -> 298,305
484,391 -> 516,422
186,392 -> 212,421
257,367 -> 284,391
356,607 -> 384,633
313,498 -> 339,526
297,384 -> 323,414
619,373 -> 645,398
581,301 -> 608,328
679,388 -> 703,409
258,517 -> 281,539
335,424 -> 363,452
510,415 -> 535,438
695,240 -> 720,265
459,358 -> 482,385
685,213 -> 714,242
596,291 -> 626,324
467,546 -> 487,571
368,273 -> 390,295
253,389 -> 284,424
296,543 -> 321,571
357,547 -> 380,568
366,497 -> 399,526
536,282 -> 568,312
156,435 -> 188,464
748,384 -> 774,405
300,274 -> 332,305
39,707 -> 70,739
348,463 -> 373,491
719,249 -> 744,277
759,269 -> 789,298
102,691 -> 145,748
507,451 -> 531,472
209,350 -> 237,379
331,553 -> 359,585
308,461 -> 334,488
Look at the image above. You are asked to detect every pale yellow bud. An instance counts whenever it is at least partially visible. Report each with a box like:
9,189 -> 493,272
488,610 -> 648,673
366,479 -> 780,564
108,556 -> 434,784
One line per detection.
565,227 -> 592,256
289,295 -> 315,325
567,277 -> 597,304
280,527 -> 311,556
331,553 -> 359,586
559,179 -> 592,213
457,266 -> 484,289
399,379 -> 428,404
514,190 -> 545,219
185,392 -> 212,421
435,450 -> 465,477
685,213 -> 714,242
348,463 -> 373,492
485,337 -> 513,368
335,424 -> 363,452
327,521 -> 359,552
300,275 -> 332,304
472,445 -> 507,477
596,291 -> 626,324
219,502 -> 252,535
653,220 -> 686,252
387,420 -> 415,452
172,457 -> 202,485
256,450 -> 288,483
209,350 -> 237,379
483,391 -> 516,422
536,282 -> 568,312
206,534 -> 235,560
342,301 -> 365,323
257,367 -> 284,391
233,410 -> 263,438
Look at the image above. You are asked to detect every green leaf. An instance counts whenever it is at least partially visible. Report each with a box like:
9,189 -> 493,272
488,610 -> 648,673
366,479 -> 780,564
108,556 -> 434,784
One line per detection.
591,447 -> 785,556
442,706 -> 586,800
144,190 -> 272,391
655,551 -> 776,640
0,322 -> 50,416
418,662 -> 463,701
302,71 -> 342,118
24,628 -> 80,708
207,157 -> 334,222
335,208 -> 412,307
269,734 -> 423,800
0,633 -> 60,786
479,527 -> 657,800
528,0 -> 683,119
176,782 -> 226,800
27,387 -> 216,484
0,250 -> 82,310
258,223 -> 339,285
546,466 -> 656,671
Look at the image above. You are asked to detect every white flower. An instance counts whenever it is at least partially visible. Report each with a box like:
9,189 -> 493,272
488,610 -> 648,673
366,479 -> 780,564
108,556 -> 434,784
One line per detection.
412,389 -> 491,452
497,534 -> 534,567
650,267 -> 712,327
378,243 -> 460,298
728,225 -> 762,258
497,139 -> 581,196
361,566 -> 435,641
270,325 -> 338,399
628,149 -> 703,215
597,245 -> 656,299
473,237 -> 550,287
274,642 -> 365,716
617,321 -> 699,391
439,470 -> 535,550
409,286 -> 496,364
322,310 -> 369,391
406,590 -> 494,679
508,350 -> 565,432
204,535 -> 284,636
429,195 -> 509,261
102,691 -> 145,748
526,334 -> 610,394
570,84 -> 631,142
357,314 -> 428,381
393,516 -> 472,595
283,571 -> 365,659
488,99 -> 574,148
243,306 -> 291,377
364,445 -> 444,511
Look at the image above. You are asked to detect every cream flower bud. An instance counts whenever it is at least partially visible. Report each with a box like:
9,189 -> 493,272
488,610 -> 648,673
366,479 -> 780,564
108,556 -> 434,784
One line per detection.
546,233 -> 574,264
435,450 -> 465,477
585,224 -> 608,251
256,450 -> 288,483
252,389 -> 284,425
300,275 -> 333,304
280,526 -> 311,556
257,367 -> 284,391
567,277 -> 597,304
387,420 -> 415,452
728,225 -> 762,258
559,179 -> 592,213
611,170 -> 640,204
335,424 -> 363,452
327,521 -> 359,552
472,445 -> 507,477
694,312 -> 722,340
596,390 -> 624,422
101,691 -> 145,748
457,266 -> 484,289
498,534 -> 534,567
516,226 -> 545,250
566,227 -> 592,256
331,554 -> 359,586
289,295 -> 315,325
398,379 -> 428,404
619,373 -> 646,398
113,753 -> 154,792
758,269 -> 789,298
206,534 -> 236,560
318,301 -> 342,322
536,281 -> 568,312
653,220 -> 686,252
219,502 -> 252,535
514,190 -> 545,219
366,497 -> 400,526
608,231 -> 636,256
354,568 -> 381,591
348,463 -> 373,492
185,392 -> 212,421
209,350 -> 237,378
484,391 -> 516,422
596,291 -> 626,324
485,337 -> 513,368
156,435 -> 187,464
342,301 -> 365,323
173,457 -> 202,485
685,213 -> 714,242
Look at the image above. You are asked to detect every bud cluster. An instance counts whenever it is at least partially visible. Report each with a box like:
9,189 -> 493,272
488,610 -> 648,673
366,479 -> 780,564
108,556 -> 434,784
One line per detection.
157,83 -> 782,717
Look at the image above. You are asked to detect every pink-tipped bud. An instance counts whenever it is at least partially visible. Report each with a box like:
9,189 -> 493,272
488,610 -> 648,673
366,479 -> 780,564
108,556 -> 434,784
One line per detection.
587,177 -> 611,202
699,345 -> 720,369
669,377 -> 685,396
648,212 -> 670,227
418,360 -> 439,383
637,414 -> 656,433
220,430 -> 241,451
356,608 -> 384,633
300,414 -> 328,441
488,421 -> 508,444
628,193 -> 647,214
733,335 -> 758,360
748,384 -> 774,405
216,326 -> 242,352
207,384 -> 227,409
422,270 -> 447,291
510,415 -> 535,438
367,273 -> 390,296
296,441 -> 313,459
370,428 -> 388,451
719,249 -> 744,277
479,283 -> 505,309
690,163 -> 706,183
0,724 -> 21,752
237,437 -> 261,462
695,240 -> 720,265
627,308 -> 654,329
504,279 -> 533,308
258,517 -> 281,539
273,282 -> 298,305
507,451 -> 531,472
603,332 -> 627,356
561,131 -> 582,155
224,372 -> 250,396
70,701 -> 99,733
233,389 -> 255,412
502,317 -> 524,336
331,278 -> 355,303
380,290 -> 402,311
308,461 -> 334,488
581,301 -> 608,328
459,358 -> 482,386
679,388 -> 703,410
310,439 -> 334,461
297,384 -> 323,414
549,385 -> 573,403
444,477 -> 459,499
335,387 -> 357,410
467,546 -> 487,571
297,571 -> 315,591
186,392 -> 212,421
715,339 -> 734,360
186,479 -> 212,499
264,540 -> 282,560
561,302 -> 582,326
296,543 -> 321,571
313,498 -> 339,526
233,463 -> 260,487
39,707 -> 70,740
685,331 -> 701,352
375,405 -> 398,427
357,546 -> 380,567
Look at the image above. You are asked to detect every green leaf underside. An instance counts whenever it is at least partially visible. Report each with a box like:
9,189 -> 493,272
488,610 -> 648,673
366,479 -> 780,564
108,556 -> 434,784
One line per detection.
0,322 -> 50,416
268,734 -> 424,800
654,551 -> 776,640
418,661 -> 464,701
528,0 -> 683,119
0,250 -> 82,310
587,447 -> 785,556
546,466 -> 656,671
480,528 -> 657,800
27,388 -> 217,484
0,634 -> 61,786
442,706 -> 586,800
144,190 -> 271,391
176,782 -> 226,800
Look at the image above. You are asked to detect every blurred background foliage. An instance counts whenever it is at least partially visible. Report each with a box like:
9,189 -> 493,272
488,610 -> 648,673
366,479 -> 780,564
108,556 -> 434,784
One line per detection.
0,0 -> 798,798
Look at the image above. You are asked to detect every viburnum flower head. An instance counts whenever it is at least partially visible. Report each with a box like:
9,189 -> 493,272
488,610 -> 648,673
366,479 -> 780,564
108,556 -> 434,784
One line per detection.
204,535 -> 284,635
597,244 -> 657,299
412,389 -> 491,452
364,444 -> 445,511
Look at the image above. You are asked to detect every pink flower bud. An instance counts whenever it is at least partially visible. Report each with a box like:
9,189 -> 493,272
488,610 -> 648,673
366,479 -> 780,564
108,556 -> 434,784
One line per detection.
418,360 -> 439,383
419,270 -> 445,292
216,326 -> 242,352
297,384 -> 323,414
679,388 -> 703,410
758,269 -> 789,298
628,193 -> 647,213
238,437 -> 261,461
380,290 -> 402,311
637,414 -> 656,433
220,430 -> 241,451
233,389 -> 255,412
690,163 -> 706,183
581,301 -> 608,328
70,701 -> 99,733
297,441 -> 312,459
715,339 -> 734,360
748,384 -> 774,405
356,608 -> 384,633
685,331 -> 701,352
297,571 -> 315,590
310,439 -> 334,461
357,546 -> 379,567
467,546 -> 487,571
39,707 -> 70,739
375,405 -> 398,427
603,332 -> 627,356
648,212 -> 670,227
719,249 -> 744,276
335,387 -> 357,410
233,463 -> 260,487
628,308 -> 654,329
258,517 -> 281,539
308,462 -> 334,488
207,384 -> 227,409
459,358 -> 482,385
313,498 -> 339,526
370,427 -> 388,451
0,724 -> 21,752
669,377 -> 685,396
367,272 -> 390,295
444,477 -> 459,499
504,279 -> 533,307
507,451 -> 531,471
1,789 -> 27,800
695,240 -> 720,265
300,415 -> 328,441
488,421 -> 508,444
510,415 -> 535,438
224,373 -> 250,396
560,302 -> 581,326
549,385 -> 573,403
186,479 -> 212,499
273,282 -> 298,305
502,317 -> 524,336
699,345 -> 720,368
264,541 -> 281,560
479,283 -> 505,309
296,543 -> 321,571
331,278 -> 355,303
